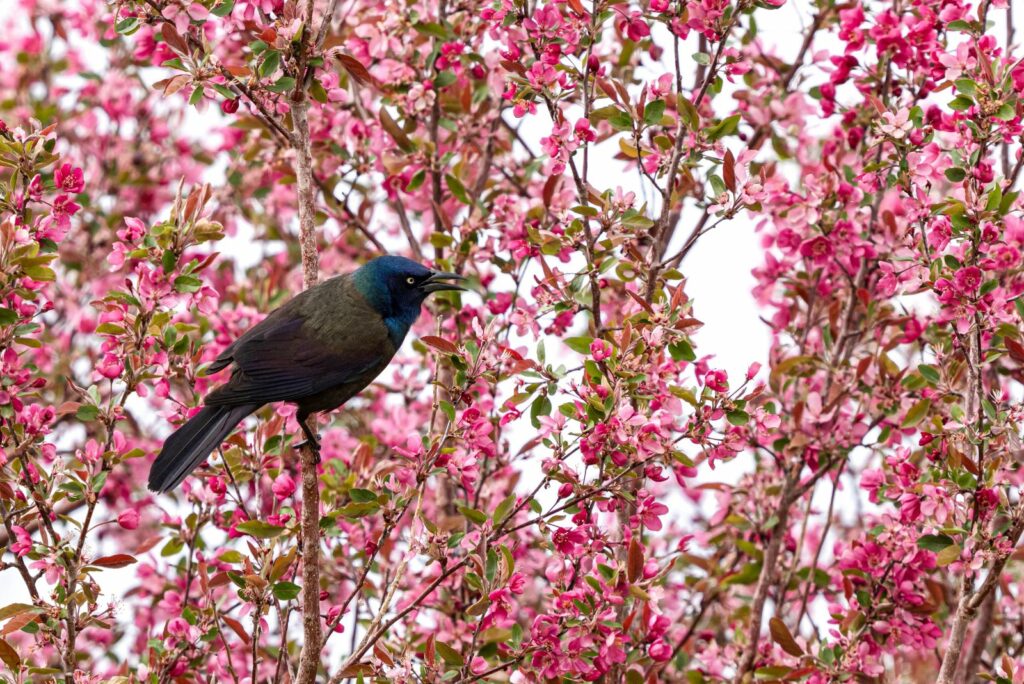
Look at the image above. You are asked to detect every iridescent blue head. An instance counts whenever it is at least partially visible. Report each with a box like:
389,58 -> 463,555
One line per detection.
352,255 -> 465,345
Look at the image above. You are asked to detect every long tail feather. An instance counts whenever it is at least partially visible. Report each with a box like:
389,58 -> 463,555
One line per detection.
148,404 -> 258,493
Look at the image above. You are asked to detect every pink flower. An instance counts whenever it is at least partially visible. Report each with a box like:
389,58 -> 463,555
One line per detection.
703,369 -> 728,393
953,266 -> 983,296
54,163 -> 84,194
799,235 -> 834,265
118,509 -> 140,530
590,339 -> 612,361
119,217 -> 147,242
97,353 -> 124,380
552,526 -> 587,556
272,472 -> 296,501
10,526 -> 31,556
633,490 -> 669,531
649,638 -> 672,661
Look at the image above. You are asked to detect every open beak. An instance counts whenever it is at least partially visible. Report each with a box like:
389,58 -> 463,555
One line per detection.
421,271 -> 467,294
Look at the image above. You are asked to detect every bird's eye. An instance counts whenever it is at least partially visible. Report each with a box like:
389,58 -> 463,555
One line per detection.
406,277 -> 416,285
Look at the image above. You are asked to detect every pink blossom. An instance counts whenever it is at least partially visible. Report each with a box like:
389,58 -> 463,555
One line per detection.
117,509 -> 140,530
272,472 -> 297,501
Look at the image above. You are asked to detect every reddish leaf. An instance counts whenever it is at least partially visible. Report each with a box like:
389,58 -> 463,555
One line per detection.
161,75 -> 191,97
222,616 -> 251,644
209,572 -> 231,588
0,638 -> 19,670
92,554 -> 137,569
723,148 -> 736,192
769,617 -> 804,657
1006,337 -> 1024,363
161,23 -> 189,55
0,604 -> 37,621
374,644 -> 395,667
420,336 -> 458,355
1,612 -> 36,636
134,535 -> 163,554
627,538 -> 643,584
56,401 -> 80,417
334,53 -> 376,88
425,634 -> 436,665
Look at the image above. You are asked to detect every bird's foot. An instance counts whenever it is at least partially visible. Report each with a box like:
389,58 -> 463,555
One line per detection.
294,436 -> 322,465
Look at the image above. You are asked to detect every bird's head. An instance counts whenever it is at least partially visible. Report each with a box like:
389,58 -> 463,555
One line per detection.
354,256 -> 466,337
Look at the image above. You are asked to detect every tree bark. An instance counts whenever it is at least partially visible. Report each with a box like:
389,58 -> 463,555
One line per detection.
291,94 -> 324,684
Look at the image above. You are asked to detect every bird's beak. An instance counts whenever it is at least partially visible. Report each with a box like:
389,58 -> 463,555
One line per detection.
421,271 -> 467,293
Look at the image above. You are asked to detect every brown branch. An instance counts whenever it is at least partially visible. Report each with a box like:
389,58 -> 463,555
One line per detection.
956,588 -> 996,682
291,91 -> 324,684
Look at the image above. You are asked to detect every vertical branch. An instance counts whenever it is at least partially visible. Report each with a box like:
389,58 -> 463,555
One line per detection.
936,325 -> 984,683
291,91 -> 324,684
955,589 -> 995,682
733,466 -> 799,682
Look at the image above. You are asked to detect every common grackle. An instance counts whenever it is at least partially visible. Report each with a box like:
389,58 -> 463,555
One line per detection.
147,255 -> 465,493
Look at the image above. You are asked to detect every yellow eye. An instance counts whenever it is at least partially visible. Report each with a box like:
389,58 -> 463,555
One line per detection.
406,277 -> 416,285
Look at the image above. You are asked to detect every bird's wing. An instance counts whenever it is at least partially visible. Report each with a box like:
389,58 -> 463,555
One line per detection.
204,283 -> 391,407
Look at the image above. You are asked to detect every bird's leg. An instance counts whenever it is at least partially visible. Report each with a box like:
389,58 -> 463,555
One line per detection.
295,415 -> 322,465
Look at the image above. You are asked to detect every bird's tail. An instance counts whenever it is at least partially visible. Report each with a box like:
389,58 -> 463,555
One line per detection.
148,404 -> 258,493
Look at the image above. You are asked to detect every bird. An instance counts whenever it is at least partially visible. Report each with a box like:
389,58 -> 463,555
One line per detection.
147,255 -> 466,493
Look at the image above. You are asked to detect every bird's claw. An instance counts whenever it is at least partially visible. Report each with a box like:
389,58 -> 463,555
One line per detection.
294,436 -> 322,465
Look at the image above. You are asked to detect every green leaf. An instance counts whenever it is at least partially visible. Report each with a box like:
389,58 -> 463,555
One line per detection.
348,488 -> 378,503
529,394 -> 551,429
726,410 -> 750,426
677,95 -> 699,130
669,340 -> 696,362
564,336 -> 593,355
948,95 -> 973,111
188,85 -> 205,106
76,405 -> 100,422
236,520 -> 286,539
413,21 -> 450,39
259,50 -> 281,79
22,265 -> 55,281
947,19 -> 975,32
272,581 -> 301,600
211,0 -> 235,17
901,398 -> 931,428
266,76 -> 296,93
643,99 -> 666,126
445,174 -> 471,205
918,364 -> 940,384
115,17 -> 141,35
492,494 -> 515,524
706,114 -> 740,141
210,83 -> 236,99
435,641 -> 464,667
954,78 -> 976,96
945,167 -> 967,182
0,308 -> 17,325
995,102 -> 1017,121
338,501 -> 380,518
162,249 -> 178,274
309,79 -> 328,103
161,538 -> 185,557
173,275 -> 203,293
917,534 -> 954,551
458,505 -> 488,525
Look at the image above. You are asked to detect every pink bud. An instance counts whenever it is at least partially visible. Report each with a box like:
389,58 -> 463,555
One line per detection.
118,509 -> 140,530
272,473 -> 296,501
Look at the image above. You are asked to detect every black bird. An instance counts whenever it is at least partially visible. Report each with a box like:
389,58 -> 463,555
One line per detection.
147,255 -> 465,493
